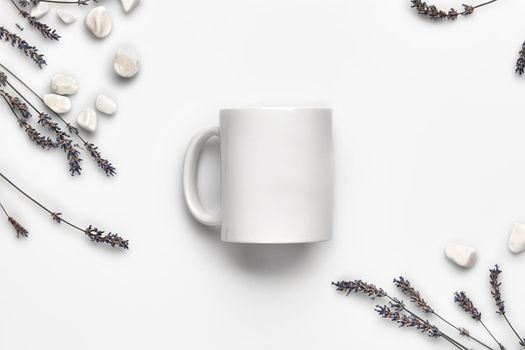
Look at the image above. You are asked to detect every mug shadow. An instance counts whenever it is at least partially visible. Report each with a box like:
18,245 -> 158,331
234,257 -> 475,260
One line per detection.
181,197 -> 315,275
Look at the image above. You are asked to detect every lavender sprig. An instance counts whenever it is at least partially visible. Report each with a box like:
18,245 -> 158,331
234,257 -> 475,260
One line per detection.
394,276 -> 433,313
411,0 -> 498,20
17,10 -> 60,40
0,27 -> 46,68
376,304 -> 440,337
0,201 -> 28,238
84,143 -> 116,177
85,226 -> 129,250
0,171 -> 129,250
454,291 -> 505,350
9,0 -> 60,40
332,280 -> 386,299
38,113 -> 82,176
1,93 -> 56,149
0,89 -> 31,118
394,277 -> 494,350
489,265 -> 525,347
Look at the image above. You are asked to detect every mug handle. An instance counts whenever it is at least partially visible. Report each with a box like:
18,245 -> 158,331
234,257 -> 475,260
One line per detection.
183,126 -> 222,226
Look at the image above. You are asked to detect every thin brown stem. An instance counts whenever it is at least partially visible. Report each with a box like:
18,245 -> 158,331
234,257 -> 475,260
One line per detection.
0,171 -> 83,232
502,314 -> 525,347
480,320 -> 505,350
434,311 -> 494,350
0,201 -> 9,217
473,0 -> 498,9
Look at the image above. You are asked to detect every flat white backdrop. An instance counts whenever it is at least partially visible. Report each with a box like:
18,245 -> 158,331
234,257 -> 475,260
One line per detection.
1,1 -> 525,349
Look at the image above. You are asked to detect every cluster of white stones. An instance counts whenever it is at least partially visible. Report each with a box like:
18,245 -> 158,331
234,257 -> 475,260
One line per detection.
43,74 -> 118,133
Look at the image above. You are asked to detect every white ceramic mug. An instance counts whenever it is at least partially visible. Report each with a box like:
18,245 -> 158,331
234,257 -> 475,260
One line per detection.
183,107 -> 333,244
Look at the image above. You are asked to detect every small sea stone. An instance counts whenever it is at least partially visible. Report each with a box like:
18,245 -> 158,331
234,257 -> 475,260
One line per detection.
445,243 -> 477,268
51,74 -> 78,95
113,49 -> 140,78
43,94 -> 71,114
120,0 -> 141,13
85,6 -> 112,39
95,94 -> 117,115
30,2 -> 49,19
77,108 -> 98,132
509,222 -> 525,253
57,10 -> 77,24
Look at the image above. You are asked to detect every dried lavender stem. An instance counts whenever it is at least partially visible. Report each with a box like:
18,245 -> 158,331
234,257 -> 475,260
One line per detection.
473,0 -> 498,9
0,171 -> 83,231
479,320 -> 504,349
0,201 -> 9,217
9,0 -> 60,40
503,314 -> 524,346
434,311 -> 494,350
489,265 -> 525,347
0,171 -> 128,249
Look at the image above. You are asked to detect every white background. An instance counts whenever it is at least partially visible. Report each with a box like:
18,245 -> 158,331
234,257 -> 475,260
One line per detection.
1,0 -> 525,349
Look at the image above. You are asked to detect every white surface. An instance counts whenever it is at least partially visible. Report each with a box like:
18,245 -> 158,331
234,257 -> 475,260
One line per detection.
2,1 -> 525,349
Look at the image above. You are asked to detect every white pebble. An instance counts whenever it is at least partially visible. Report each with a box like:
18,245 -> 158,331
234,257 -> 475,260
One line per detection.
31,2 -> 49,19
51,74 -> 78,95
114,49 -> 140,78
85,6 -> 112,39
445,243 -> 477,268
57,10 -> 77,24
77,108 -> 98,132
43,94 -> 71,114
509,222 -> 525,253
120,0 -> 140,13
95,94 -> 117,115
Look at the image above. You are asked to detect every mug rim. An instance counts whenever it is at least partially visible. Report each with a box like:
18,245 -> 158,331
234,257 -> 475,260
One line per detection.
220,106 -> 331,113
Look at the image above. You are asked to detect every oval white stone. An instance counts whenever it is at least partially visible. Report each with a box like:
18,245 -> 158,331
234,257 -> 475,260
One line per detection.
43,94 -> 71,114
95,94 -> 117,115
509,222 -> 525,253
77,108 -> 98,132
114,49 -> 140,78
31,2 -> 49,19
51,74 -> 78,95
57,10 -> 77,24
85,6 -> 112,39
120,0 -> 140,13
445,243 -> 477,268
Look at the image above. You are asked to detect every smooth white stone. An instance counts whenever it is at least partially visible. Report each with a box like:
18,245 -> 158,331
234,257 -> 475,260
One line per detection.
85,6 -> 112,39
57,10 -> 77,24
95,94 -> 117,115
51,74 -> 78,95
43,94 -> 71,114
445,243 -> 477,268
31,2 -> 49,19
120,0 -> 140,13
77,108 -> 98,132
509,222 -> 525,253
113,49 -> 140,78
